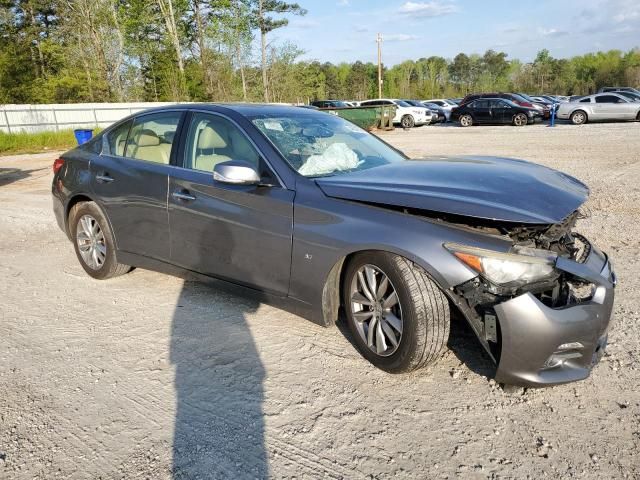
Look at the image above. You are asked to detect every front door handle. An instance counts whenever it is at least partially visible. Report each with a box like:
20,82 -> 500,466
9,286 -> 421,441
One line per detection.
172,190 -> 196,202
96,173 -> 114,183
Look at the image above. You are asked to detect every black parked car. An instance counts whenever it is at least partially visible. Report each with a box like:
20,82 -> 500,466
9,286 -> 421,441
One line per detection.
451,98 -> 541,126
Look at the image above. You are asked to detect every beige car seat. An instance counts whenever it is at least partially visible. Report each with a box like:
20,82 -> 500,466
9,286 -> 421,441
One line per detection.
193,123 -> 234,172
130,129 -> 171,164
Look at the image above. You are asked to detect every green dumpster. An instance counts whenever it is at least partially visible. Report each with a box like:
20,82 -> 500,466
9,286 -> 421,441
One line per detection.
324,105 -> 396,131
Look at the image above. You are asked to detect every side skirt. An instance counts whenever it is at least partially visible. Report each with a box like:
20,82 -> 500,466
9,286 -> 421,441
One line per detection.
116,251 -> 322,326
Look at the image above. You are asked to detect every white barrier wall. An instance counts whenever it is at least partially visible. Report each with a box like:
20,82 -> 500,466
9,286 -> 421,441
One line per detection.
0,102 -> 177,133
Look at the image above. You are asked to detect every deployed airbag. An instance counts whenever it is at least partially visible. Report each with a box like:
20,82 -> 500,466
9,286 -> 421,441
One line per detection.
298,143 -> 362,176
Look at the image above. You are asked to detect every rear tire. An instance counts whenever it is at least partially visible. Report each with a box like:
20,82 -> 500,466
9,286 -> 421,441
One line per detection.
459,114 -> 473,127
343,252 -> 450,373
570,110 -> 588,125
401,115 -> 415,129
70,201 -> 131,280
513,113 -> 528,126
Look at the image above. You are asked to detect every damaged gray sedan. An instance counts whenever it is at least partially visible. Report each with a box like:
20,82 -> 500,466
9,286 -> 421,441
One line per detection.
52,104 -> 615,387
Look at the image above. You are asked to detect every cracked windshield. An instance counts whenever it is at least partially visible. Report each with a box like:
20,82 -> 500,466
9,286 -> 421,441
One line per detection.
251,113 -> 406,177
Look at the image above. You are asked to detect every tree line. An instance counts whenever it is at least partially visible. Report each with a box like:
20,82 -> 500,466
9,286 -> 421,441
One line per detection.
1,0 -> 639,105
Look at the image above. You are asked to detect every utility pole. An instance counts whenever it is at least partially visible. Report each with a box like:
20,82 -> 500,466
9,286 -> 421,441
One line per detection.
376,33 -> 383,98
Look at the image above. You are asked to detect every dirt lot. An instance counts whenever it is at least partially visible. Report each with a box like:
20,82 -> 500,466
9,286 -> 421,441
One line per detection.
1,122 -> 639,479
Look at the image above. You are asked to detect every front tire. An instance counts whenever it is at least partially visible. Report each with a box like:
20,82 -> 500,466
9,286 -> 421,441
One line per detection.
570,110 -> 588,125
70,201 -> 130,280
513,113 -> 528,126
401,115 -> 415,129
459,114 -> 473,127
343,252 -> 450,373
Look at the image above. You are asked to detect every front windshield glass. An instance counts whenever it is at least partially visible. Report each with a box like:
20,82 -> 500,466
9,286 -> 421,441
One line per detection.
395,100 -> 412,107
250,112 -> 407,177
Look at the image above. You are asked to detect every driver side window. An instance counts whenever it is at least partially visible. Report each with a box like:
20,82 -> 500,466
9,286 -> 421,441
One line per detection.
185,113 -> 260,172
184,113 -> 276,182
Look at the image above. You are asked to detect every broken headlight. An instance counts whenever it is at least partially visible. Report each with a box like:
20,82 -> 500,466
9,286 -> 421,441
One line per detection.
445,243 -> 557,287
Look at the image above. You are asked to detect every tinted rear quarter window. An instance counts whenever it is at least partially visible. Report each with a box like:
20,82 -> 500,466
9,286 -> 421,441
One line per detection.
596,95 -> 623,103
107,120 -> 132,156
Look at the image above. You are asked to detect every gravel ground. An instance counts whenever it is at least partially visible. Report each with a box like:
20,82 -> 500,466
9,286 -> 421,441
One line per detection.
1,122 -> 639,479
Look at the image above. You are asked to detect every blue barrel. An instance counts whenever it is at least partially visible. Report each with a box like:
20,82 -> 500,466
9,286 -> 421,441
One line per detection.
73,129 -> 94,145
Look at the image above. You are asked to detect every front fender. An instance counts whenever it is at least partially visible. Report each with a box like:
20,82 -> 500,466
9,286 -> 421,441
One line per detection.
289,181 -> 512,325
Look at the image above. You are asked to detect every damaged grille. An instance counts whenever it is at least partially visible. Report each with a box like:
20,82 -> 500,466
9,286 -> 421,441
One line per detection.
447,209 -> 595,359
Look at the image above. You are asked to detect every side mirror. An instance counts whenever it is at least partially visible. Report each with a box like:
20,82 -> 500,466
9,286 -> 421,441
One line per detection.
213,160 -> 261,185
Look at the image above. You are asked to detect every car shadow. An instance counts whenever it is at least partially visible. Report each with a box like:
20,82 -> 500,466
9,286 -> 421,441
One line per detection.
447,310 -> 496,379
0,167 -> 42,187
170,277 -> 268,479
336,305 -> 496,380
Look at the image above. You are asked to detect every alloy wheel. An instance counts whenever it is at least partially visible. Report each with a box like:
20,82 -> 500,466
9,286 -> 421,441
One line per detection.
350,264 -> 403,357
514,113 -> 527,126
401,115 -> 415,128
76,214 -> 106,270
460,114 -> 472,127
572,111 -> 586,125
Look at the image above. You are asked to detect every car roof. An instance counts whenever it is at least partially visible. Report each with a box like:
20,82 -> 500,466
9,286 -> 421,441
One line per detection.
138,102 -> 325,117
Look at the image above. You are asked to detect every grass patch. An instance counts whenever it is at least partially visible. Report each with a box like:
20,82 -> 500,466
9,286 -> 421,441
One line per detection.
0,129 -> 100,156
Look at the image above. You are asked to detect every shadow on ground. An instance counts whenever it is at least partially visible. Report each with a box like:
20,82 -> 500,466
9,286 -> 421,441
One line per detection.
170,279 -> 268,478
0,167 -> 42,187
447,311 -> 496,379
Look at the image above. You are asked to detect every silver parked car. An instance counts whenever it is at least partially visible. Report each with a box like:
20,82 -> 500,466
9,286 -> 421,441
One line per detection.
557,93 -> 640,125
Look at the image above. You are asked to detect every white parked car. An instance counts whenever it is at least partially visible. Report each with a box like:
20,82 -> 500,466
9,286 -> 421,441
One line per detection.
556,93 -> 640,125
359,99 -> 432,128
422,98 -> 458,121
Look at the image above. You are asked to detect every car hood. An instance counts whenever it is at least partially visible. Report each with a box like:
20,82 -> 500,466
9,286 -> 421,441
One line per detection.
315,156 -> 589,224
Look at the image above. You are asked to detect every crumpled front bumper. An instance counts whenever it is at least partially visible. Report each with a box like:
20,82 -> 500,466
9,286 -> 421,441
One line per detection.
494,244 -> 615,387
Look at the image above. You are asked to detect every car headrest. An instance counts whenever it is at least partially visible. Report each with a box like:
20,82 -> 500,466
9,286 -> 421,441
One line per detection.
136,129 -> 160,147
198,124 -> 228,150
164,131 -> 176,143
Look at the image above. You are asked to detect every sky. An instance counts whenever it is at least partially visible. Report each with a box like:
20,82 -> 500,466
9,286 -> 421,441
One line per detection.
272,0 -> 640,65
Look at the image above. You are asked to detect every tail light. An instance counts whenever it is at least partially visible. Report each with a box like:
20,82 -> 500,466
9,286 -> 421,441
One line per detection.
53,158 -> 65,174
518,101 -> 534,108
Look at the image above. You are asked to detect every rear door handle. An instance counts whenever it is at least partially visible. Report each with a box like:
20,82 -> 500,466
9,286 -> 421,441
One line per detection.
172,190 -> 196,202
96,173 -> 114,183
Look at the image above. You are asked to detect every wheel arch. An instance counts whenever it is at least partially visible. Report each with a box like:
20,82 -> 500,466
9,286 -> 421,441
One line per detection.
64,193 -> 118,248
320,247 -> 451,327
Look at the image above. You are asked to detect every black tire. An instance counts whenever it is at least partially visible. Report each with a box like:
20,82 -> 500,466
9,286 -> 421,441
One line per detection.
401,115 -> 415,129
343,252 -> 450,373
570,110 -> 588,125
459,114 -> 473,127
70,201 -> 130,280
636,111 -> 640,121
513,113 -> 528,126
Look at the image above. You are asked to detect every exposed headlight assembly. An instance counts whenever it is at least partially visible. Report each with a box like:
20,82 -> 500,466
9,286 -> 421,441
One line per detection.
445,243 -> 557,287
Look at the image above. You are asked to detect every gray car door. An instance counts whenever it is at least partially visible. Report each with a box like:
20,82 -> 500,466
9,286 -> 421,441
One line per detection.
90,111 -> 183,260
168,111 -> 294,295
